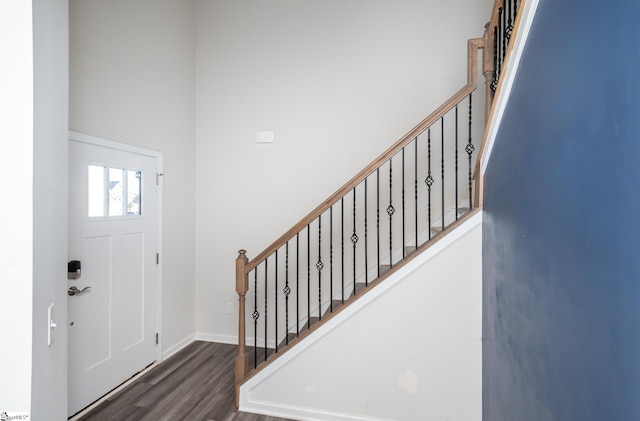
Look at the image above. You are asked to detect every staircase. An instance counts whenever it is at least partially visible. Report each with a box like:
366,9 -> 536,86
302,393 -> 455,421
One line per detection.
234,0 -> 523,415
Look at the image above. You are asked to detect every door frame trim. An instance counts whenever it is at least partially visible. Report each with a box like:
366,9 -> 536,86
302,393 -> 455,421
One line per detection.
68,130 -> 164,365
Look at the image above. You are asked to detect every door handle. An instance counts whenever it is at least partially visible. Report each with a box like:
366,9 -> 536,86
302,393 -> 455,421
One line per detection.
68,286 -> 91,296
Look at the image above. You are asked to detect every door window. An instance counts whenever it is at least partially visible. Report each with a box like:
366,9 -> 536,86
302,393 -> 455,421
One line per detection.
88,165 -> 142,217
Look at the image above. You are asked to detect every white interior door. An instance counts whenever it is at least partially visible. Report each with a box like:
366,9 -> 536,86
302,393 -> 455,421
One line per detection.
68,139 -> 160,416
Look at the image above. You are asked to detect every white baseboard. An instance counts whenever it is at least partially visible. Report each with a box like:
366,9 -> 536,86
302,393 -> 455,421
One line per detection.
242,399 -> 394,421
195,332 -> 237,345
196,332 -> 284,350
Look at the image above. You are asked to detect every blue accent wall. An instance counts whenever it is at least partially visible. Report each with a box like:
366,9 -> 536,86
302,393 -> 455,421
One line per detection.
483,0 -> 640,419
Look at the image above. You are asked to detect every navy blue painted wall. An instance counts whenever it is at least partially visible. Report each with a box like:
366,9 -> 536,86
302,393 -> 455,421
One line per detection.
483,0 -> 640,419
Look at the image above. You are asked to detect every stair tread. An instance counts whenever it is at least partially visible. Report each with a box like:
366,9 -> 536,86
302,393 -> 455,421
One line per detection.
404,245 -> 418,255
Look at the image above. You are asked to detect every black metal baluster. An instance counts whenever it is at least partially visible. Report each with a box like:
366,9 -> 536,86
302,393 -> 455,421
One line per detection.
441,117 -> 445,232
503,3 -> 507,73
307,224 -> 310,329
506,0 -> 513,39
274,251 -> 278,353
264,260 -> 268,361
402,148 -> 406,258
296,233 -> 299,337
467,94 -> 474,208
455,105 -> 459,219
284,243 -> 289,346
426,128 -> 433,239
388,158 -> 395,268
351,187 -> 358,296
502,0 -> 507,58
496,10 -> 501,81
492,26 -> 499,91
341,198 -> 345,303
414,138 -> 418,250
253,269 -> 258,368
376,168 -> 380,277
330,206 -> 333,312
317,216 -> 323,320
499,7 -> 504,79
365,179 -> 369,286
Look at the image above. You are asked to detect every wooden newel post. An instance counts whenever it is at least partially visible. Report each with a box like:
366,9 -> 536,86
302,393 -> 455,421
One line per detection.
483,22 -> 495,123
235,249 -> 249,410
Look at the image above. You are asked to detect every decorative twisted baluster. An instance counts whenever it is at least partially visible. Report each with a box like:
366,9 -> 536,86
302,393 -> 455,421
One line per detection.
426,128 -> 433,239
351,188 -> 358,296
252,269 -> 258,368
387,159 -> 395,267
467,94 -> 475,208
284,243 -> 290,346
506,0 -> 513,39
317,216 -> 323,320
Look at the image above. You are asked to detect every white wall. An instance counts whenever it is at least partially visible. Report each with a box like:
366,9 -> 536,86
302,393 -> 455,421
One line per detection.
31,0 -> 69,419
0,0 -> 34,414
195,0 -> 492,341
69,0 -> 197,352
242,221 -> 482,420
1,1 -> 69,417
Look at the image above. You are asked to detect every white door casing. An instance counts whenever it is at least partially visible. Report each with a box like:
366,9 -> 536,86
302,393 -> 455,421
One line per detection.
68,134 -> 162,416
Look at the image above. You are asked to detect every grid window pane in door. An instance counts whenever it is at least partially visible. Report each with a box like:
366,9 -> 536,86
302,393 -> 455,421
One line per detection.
88,165 -> 105,217
109,168 -> 124,216
127,170 -> 141,216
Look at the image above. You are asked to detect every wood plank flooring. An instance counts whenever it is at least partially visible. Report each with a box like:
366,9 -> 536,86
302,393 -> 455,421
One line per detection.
78,341 -> 293,421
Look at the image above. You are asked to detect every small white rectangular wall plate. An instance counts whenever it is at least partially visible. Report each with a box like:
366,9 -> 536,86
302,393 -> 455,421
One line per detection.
256,131 -> 275,144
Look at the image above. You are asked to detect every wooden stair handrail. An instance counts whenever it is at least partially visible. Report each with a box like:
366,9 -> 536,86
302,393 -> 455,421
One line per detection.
246,37 -> 486,273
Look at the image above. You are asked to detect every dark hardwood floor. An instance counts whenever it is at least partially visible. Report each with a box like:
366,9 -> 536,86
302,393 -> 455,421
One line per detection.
78,341 -> 293,421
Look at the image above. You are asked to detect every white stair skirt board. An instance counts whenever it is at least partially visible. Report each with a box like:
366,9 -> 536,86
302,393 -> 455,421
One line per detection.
239,211 -> 483,421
